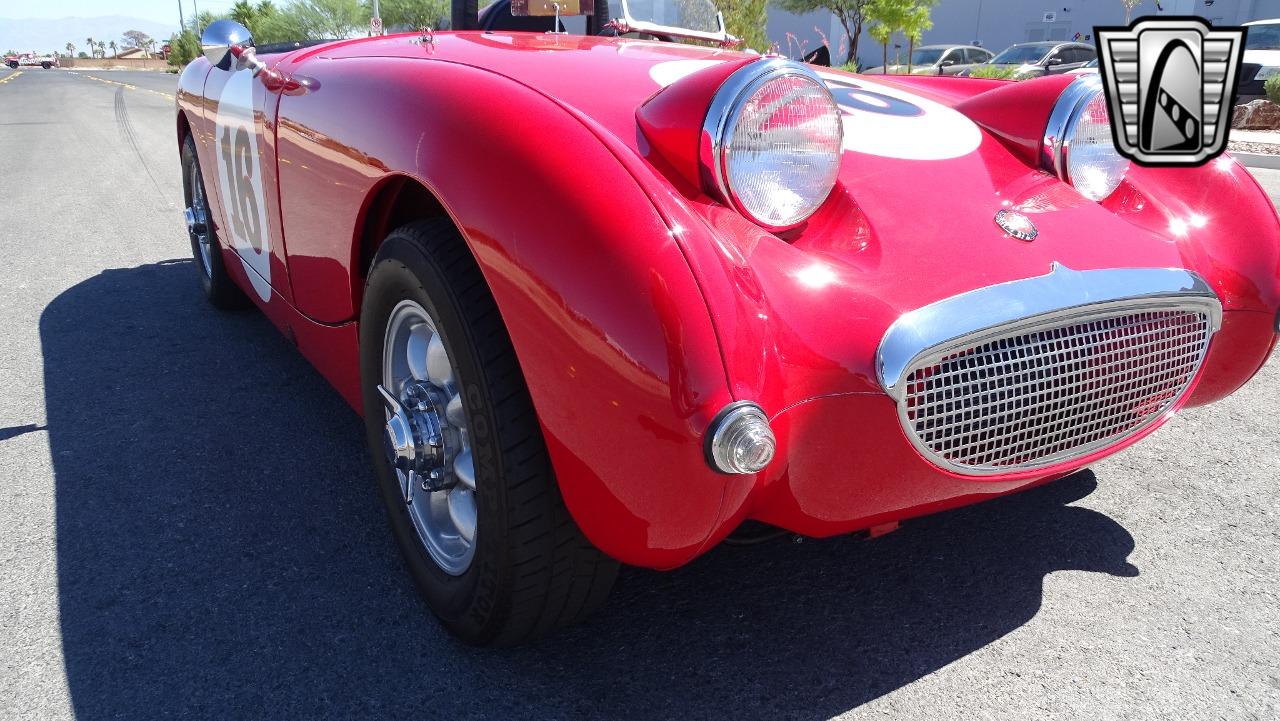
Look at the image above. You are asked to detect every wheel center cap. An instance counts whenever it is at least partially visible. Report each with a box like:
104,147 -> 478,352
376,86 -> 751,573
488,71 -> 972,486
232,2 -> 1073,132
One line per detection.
378,382 -> 453,499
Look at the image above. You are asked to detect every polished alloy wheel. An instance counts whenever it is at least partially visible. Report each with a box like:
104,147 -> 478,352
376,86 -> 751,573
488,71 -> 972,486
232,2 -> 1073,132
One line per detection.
379,299 -> 476,575
184,162 -> 213,278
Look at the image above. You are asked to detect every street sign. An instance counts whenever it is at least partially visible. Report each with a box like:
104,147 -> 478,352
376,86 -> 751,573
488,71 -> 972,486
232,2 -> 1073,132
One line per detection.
371,16 -> 384,35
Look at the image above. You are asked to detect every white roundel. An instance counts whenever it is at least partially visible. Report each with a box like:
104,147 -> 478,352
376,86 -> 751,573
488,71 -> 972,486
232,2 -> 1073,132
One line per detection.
817,71 -> 982,161
649,59 -> 725,88
212,70 -> 272,302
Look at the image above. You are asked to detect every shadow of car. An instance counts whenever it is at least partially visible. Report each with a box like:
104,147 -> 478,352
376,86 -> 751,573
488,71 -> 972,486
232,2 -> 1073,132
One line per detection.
43,259 -> 1141,719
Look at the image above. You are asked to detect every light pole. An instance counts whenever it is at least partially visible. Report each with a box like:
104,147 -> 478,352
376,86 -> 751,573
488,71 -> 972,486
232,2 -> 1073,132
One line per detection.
372,0 -> 382,35
178,0 -> 185,31
973,0 -> 984,45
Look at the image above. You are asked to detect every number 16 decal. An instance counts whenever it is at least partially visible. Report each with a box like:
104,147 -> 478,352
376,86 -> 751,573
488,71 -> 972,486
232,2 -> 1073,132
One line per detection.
213,70 -> 272,301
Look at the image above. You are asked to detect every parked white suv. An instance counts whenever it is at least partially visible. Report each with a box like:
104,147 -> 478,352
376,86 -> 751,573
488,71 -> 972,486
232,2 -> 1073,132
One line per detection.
1239,19 -> 1280,102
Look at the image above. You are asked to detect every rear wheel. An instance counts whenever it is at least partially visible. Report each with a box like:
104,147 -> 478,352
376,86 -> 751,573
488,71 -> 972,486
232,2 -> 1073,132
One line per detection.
360,219 -> 618,646
181,134 -> 247,309
41,62 -> 51,69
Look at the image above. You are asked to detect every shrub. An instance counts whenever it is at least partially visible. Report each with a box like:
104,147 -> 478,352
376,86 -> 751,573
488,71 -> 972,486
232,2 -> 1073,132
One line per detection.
1265,75 -> 1280,104
967,65 -> 1019,80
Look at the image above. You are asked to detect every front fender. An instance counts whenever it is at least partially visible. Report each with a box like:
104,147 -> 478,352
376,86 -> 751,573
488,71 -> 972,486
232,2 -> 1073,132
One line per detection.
274,57 -> 735,568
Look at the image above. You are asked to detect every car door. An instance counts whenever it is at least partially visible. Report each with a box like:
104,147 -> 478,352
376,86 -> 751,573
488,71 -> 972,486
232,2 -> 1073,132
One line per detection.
1053,47 -> 1088,74
1043,47 -> 1070,74
938,48 -> 965,75
200,61 -> 293,306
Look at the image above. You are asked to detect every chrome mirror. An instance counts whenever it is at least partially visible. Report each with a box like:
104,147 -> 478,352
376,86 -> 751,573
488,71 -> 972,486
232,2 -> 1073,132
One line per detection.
201,18 -> 254,70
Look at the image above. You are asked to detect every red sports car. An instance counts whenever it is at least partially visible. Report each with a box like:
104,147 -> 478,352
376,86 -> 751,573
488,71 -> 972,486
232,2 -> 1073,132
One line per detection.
177,4 -> 1279,645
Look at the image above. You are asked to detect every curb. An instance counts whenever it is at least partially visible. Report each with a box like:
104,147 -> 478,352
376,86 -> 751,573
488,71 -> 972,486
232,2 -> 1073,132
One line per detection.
1230,151 -> 1280,170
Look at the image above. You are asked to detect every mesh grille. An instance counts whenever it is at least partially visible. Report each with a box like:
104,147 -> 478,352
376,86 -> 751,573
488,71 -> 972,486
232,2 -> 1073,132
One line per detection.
901,309 -> 1211,472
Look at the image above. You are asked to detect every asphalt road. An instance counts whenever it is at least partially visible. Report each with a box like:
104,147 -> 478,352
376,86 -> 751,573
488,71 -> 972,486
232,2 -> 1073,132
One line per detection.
1,67 -> 1278,720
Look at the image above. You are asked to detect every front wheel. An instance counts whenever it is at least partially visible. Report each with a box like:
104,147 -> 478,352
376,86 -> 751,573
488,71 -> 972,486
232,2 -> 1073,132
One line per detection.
360,219 -> 618,646
180,134 -> 247,309
41,62 -> 51,69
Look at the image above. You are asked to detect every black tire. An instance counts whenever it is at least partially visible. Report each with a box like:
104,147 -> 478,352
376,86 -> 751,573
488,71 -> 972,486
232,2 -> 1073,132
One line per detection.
180,135 -> 248,310
41,62 -> 51,69
360,219 -> 618,646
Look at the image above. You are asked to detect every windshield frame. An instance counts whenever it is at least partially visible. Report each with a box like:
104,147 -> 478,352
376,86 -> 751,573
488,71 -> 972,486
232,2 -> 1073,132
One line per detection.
608,0 -> 739,46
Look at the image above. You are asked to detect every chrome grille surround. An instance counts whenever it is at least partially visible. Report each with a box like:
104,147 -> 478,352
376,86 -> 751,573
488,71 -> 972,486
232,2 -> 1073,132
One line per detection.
877,264 -> 1222,476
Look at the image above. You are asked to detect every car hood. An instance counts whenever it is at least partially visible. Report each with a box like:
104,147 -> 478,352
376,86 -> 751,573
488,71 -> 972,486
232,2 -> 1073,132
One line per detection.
303,32 -> 1264,311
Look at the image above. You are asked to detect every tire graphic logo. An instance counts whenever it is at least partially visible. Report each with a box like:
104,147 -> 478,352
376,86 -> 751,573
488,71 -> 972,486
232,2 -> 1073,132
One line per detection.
1095,17 -> 1245,166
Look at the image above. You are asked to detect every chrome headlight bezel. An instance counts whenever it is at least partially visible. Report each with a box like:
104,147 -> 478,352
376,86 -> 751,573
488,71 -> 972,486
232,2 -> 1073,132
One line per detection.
699,58 -> 844,232
1042,74 -> 1129,201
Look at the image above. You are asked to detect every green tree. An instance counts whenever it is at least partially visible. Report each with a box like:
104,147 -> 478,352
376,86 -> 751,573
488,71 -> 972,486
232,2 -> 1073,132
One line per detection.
901,0 -> 934,72
167,30 -> 200,69
375,0 -> 450,31
773,0 -> 869,66
1121,0 -> 1141,23
122,30 -> 153,49
865,0 -> 909,72
109,40 -> 118,57
84,37 -> 94,57
65,42 -> 75,57
716,0 -> 769,52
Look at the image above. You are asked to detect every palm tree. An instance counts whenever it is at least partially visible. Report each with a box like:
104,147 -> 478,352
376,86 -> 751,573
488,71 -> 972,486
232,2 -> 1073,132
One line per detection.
1121,0 -> 1141,23
65,42 -> 75,57
97,41 -> 107,59
85,37 -> 94,58
108,40 -> 117,57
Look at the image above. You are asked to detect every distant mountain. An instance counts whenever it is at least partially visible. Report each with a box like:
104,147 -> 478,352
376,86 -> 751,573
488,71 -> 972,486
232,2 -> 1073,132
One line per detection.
0,16 -> 180,55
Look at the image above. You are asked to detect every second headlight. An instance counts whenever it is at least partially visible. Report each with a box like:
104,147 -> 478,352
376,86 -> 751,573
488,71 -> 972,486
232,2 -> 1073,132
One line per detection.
1042,75 -> 1129,201
701,59 -> 844,231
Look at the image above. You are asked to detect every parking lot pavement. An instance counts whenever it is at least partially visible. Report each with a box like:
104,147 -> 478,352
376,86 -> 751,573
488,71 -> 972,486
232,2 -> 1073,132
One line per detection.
1247,165 -> 1280,204
0,67 -> 1278,721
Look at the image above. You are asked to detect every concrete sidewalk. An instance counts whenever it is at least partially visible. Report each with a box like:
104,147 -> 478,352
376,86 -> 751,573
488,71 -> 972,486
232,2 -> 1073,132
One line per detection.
1229,129 -> 1280,169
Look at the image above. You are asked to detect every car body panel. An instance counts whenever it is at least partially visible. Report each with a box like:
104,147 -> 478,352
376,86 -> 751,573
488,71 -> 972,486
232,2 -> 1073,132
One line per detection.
175,30 -> 1279,568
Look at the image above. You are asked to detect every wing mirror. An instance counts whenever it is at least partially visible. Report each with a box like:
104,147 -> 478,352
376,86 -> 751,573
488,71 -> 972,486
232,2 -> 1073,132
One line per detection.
1046,56 -> 1063,65
940,59 -> 955,66
201,18 -> 254,70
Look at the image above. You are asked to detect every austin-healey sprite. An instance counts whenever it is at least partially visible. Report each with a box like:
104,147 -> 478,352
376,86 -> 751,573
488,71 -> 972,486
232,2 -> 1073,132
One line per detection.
176,3 -> 1280,644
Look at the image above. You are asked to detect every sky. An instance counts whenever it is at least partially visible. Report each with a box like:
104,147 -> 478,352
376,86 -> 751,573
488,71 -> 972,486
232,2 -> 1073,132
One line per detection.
6,1 -> 242,26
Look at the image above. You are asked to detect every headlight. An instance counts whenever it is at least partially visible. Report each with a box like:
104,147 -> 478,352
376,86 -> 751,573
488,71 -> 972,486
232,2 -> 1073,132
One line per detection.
1042,75 -> 1129,201
1256,65 -> 1280,80
701,59 -> 843,230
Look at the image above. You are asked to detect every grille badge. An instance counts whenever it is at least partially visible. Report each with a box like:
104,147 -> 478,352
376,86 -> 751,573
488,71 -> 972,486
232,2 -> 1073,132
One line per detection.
994,209 -> 1037,241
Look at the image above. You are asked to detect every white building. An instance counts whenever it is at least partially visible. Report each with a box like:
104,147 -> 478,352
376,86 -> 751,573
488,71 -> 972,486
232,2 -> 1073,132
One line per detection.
768,0 -> 1280,69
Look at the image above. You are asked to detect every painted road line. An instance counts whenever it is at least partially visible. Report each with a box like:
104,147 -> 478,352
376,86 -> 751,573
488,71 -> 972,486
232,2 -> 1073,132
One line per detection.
78,73 -> 175,101
0,71 -> 22,85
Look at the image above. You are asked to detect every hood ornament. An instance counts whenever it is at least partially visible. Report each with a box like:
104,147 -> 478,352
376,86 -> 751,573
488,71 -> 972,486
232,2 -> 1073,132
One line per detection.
994,209 -> 1038,241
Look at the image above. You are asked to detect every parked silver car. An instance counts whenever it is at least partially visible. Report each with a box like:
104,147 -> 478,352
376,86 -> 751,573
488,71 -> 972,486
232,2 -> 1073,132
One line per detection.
862,44 -> 995,75
959,41 -> 1096,78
